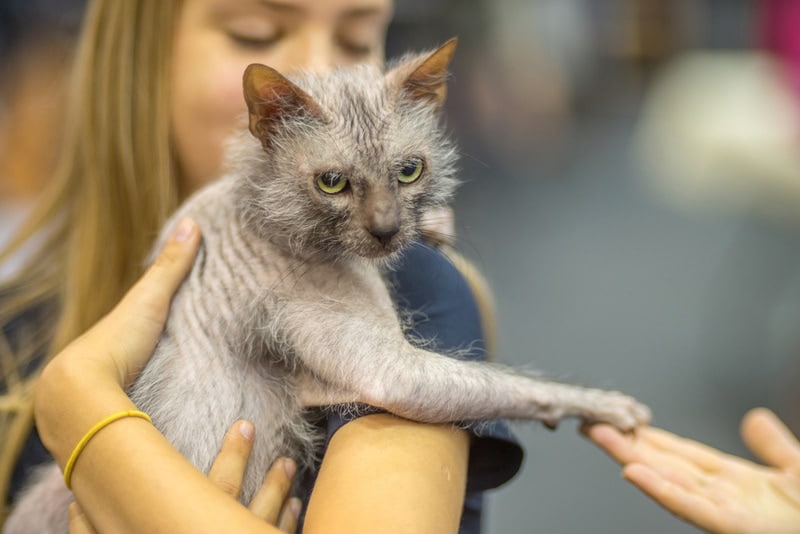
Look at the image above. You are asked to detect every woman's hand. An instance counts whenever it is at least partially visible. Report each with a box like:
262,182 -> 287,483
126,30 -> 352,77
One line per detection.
206,420 -> 301,531
585,408 -> 800,534
35,218 -> 202,466
68,420 -> 302,533
75,218 -> 202,387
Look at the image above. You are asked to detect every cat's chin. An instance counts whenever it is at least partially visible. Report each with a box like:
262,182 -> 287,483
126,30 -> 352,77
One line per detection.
357,247 -> 400,261
354,240 -> 407,264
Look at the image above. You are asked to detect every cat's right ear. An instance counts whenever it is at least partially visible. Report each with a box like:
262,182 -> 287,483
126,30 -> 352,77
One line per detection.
387,38 -> 458,110
243,64 -> 324,145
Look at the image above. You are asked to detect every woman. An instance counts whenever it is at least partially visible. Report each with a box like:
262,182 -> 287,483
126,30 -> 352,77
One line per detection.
0,0 -> 522,531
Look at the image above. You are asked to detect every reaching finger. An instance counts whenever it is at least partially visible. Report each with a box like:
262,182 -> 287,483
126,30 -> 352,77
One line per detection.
277,498 -> 302,533
741,408 -> 800,471
623,464 -> 733,534
207,420 -> 255,499
248,458 -> 297,524
585,424 -> 639,464
586,424 -> 709,493
68,502 -> 97,534
637,426 -> 725,473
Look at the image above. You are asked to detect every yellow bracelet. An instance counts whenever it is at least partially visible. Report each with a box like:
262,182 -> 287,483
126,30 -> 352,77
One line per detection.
63,409 -> 152,489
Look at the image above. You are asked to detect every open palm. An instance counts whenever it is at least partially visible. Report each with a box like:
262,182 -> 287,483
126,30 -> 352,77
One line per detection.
586,408 -> 800,533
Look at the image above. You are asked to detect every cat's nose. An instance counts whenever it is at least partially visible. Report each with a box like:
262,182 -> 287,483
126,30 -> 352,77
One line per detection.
369,224 -> 400,246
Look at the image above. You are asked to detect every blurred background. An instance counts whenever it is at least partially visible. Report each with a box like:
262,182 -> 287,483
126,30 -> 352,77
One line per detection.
3,1 -> 800,532
389,0 -> 800,532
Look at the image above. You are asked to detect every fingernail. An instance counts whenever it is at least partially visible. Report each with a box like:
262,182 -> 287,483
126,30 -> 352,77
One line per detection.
171,218 -> 195,242
289,498 -> 302,519
283,458 -> 296,479
238,420 -> 254,441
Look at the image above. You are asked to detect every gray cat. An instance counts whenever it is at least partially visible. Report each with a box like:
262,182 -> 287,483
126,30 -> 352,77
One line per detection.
6,39 -> 650,533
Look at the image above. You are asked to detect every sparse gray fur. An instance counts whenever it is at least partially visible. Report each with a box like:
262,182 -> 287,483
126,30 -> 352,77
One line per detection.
5,43 -> 649,533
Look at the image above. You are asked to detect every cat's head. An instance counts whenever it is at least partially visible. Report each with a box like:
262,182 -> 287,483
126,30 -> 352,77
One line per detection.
233,39 -> 459,263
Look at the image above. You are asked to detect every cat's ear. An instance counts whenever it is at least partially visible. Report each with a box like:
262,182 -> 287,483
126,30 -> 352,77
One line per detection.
388,38 -> 458,109
243,64 -> 324,143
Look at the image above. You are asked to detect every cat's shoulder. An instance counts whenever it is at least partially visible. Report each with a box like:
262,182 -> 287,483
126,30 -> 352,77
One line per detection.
175,175 -> 239,220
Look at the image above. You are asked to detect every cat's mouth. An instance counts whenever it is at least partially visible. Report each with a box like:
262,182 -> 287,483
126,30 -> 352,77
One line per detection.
357,231 -> 408,259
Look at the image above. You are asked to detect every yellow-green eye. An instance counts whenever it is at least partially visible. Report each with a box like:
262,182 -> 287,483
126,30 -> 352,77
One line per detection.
316,171 -> 348,194
397,158 -> 424,184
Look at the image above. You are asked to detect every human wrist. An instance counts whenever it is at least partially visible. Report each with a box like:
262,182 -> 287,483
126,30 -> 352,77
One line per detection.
34,352 -> 135,469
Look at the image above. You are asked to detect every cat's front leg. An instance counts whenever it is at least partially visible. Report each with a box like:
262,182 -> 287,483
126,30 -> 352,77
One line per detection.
506,379 -> 651,430
296,369 -> 359,408
279,299 -> 650,431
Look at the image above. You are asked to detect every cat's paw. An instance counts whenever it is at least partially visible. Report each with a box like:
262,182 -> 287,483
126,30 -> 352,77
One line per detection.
583,390 -> 651,431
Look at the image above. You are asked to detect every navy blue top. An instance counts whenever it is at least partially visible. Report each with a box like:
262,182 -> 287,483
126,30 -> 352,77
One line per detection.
7,242 -> 523,533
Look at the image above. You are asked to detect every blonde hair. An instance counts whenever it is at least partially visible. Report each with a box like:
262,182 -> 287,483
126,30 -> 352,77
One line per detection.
2,0 -> 183,357
0,1 -> 500,515
0,0 -> 184,511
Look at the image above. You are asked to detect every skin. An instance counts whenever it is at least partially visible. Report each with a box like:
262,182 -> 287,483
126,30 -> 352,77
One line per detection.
69,420 -> 301,533
171,0 -> 392,190
37,222 -> 291,533
36,0 -> 471,531
586,409 -> 800,534
38,221 -> 467,533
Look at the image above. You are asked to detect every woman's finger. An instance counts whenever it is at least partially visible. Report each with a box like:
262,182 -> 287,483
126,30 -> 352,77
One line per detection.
741,408 -> 800,472
248,458 -> 297,524
584,424 -> 639,464
68,502 -> 97,534
277,497 -> 302,533
207,420 -> 256,499
90,218 -> 201,385
586,424 -> 710,493
636,426 -> 725,473
622,464 -> 733,534
117,218 -> 201,323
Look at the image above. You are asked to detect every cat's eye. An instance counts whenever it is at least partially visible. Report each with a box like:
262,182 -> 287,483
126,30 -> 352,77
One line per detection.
316,171 -> 348,194
397,158 -> 424,184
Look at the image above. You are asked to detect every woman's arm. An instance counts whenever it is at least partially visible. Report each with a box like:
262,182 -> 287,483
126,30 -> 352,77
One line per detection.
67,420 -> 300,533
35,220 -> 288,534
304,241 -> 513,534
35,221 -> 476,533
304,414 -> 469,533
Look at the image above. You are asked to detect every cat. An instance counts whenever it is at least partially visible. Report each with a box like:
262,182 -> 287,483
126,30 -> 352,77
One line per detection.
5,39 -> 650,533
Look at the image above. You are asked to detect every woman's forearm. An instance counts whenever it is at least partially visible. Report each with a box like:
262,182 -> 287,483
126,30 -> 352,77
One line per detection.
32,224 -> 471,533
37,364 -> 469,534
31,222 -> 282,533
35,357 -> 283,534
304,413 -> 470,534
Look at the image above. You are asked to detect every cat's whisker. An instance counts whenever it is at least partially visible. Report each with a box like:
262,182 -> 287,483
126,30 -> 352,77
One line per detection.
460,151 -> 490,169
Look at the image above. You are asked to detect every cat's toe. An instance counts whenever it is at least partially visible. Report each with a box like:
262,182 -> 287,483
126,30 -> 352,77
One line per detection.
634,402 -> 652,426
595,393 -> 650,431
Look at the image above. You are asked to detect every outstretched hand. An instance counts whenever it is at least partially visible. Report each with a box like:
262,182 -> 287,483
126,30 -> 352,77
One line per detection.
585,408 -> 800,534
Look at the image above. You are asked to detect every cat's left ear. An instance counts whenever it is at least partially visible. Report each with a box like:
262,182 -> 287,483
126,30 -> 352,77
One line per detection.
387,38 -> 458,109
243,64 -> 324,144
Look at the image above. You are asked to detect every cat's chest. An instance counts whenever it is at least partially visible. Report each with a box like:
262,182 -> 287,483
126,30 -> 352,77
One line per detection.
194,225 -> 393,314
275,259 -> 393,311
